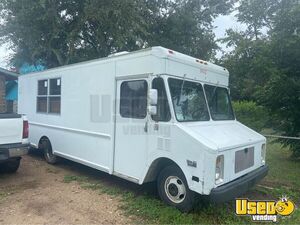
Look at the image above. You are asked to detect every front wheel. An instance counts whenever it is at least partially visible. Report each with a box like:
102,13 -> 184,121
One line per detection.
41,139 -> 58,164
157,165 -> 196,212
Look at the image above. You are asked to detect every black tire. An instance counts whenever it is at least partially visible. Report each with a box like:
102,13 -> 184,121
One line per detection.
0,158 -> 21,173
157,165 -> 196,212
41,139 -> 58,164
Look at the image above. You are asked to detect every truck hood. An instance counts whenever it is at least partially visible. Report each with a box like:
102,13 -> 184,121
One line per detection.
181,121 -> 266,151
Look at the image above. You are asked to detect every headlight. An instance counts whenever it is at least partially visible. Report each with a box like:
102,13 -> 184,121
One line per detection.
261,143 -> 266,164
215,155 -> 224,184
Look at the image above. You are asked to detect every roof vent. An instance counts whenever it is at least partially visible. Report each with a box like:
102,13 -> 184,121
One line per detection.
108,51 -> 129,57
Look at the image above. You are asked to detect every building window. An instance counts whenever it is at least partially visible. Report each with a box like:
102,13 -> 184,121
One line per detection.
37,78 -> 61,114
120,80 -> 148,119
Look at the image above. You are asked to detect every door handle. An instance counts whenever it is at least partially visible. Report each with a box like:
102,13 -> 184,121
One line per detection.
144,121 -> 148,133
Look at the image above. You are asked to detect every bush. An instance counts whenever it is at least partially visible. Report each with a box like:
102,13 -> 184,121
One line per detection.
232,101 -> 269,132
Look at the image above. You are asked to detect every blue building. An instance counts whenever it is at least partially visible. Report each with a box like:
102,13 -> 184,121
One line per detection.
0,63 -> 46,113
6,79 -> 18,112
0,67 -> 19,113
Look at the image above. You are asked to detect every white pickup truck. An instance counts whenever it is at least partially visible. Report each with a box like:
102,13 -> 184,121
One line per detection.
0,114 -> 29,173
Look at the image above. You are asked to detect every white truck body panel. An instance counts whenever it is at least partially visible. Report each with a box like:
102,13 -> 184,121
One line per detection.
18,47 -> 266,196
0,118 -> 23,145
0,114 -> 29,164
0,114 -> 26,145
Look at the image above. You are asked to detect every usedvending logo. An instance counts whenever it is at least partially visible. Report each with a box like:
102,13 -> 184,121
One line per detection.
235,197 -> 296,222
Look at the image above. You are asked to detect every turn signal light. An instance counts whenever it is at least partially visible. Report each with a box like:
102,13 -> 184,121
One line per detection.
23,120 -> 29,139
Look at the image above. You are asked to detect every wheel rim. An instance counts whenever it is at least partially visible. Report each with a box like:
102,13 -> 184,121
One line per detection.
164,176 -> 186,204
43,142 -> 53,159
44,145 -> 51,158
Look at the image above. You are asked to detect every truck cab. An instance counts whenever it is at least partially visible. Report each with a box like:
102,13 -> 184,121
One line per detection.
114,73 -> 268,211
113,48 -> 268,211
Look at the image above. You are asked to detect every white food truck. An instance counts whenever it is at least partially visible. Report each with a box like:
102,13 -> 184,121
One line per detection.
18,47 -> 268,211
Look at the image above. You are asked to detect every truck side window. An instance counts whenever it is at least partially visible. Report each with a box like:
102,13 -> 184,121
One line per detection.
120,80 -> 148,119
37,80 -> 48,113
37,78 -> 61,114
152,78 -> 171,122
49,78 -> 61,114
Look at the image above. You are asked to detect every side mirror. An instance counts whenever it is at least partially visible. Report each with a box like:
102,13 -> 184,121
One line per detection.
148,106 -> 157,116
149,89 -> 158,105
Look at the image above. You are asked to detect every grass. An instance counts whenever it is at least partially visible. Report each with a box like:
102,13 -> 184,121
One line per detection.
63,175 -> 88,183
63,141 -> 300,224
0,188 -> 16,204
45,167 -> 59,174
264,142 -> 300,191
0,191 -> 8,202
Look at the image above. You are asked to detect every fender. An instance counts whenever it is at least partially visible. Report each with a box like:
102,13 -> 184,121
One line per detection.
139,151 -> 205,194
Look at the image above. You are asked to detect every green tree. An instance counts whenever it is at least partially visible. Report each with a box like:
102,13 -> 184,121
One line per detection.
0,0 -> 235,68
258,3 -> 300,157
232,101 -> 269,132
222,0 -> 300,156
221,29 -> 276,101
236,0 -> 278,39
146,0 -> 236,59
0,0 -> 148,67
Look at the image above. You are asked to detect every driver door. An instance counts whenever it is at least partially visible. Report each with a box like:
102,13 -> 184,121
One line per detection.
114,78 -> 149,181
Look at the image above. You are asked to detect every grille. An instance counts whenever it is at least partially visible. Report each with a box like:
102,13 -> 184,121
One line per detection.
235,147 -> 254,173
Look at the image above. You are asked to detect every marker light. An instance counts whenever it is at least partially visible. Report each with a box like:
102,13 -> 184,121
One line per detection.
261,144 -> 266,164
215,155 -> 224,184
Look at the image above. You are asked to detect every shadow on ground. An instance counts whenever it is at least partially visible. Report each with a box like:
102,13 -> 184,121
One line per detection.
28,148 -> 158,197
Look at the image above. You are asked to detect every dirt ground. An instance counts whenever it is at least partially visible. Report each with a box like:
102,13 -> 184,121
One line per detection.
0,152 -> 135,224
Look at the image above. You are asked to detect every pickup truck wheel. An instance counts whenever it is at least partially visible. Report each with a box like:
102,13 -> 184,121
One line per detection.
157,165 -> 196,212
0,158 -> 21,173
41,139 -> 58,164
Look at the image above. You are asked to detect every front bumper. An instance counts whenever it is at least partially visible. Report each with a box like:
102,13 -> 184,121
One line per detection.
0,143 -> 29,162
210,165 -> 269,203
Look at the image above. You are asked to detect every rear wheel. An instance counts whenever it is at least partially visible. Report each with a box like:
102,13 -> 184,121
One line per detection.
41,139 -> 58,164
0,158 -> 21,173
157,165 -> 196,212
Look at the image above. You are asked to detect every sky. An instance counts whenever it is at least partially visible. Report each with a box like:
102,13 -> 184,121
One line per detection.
213,9 -> 247,58
0,11 -> 244,69
0,42 -> 12,69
